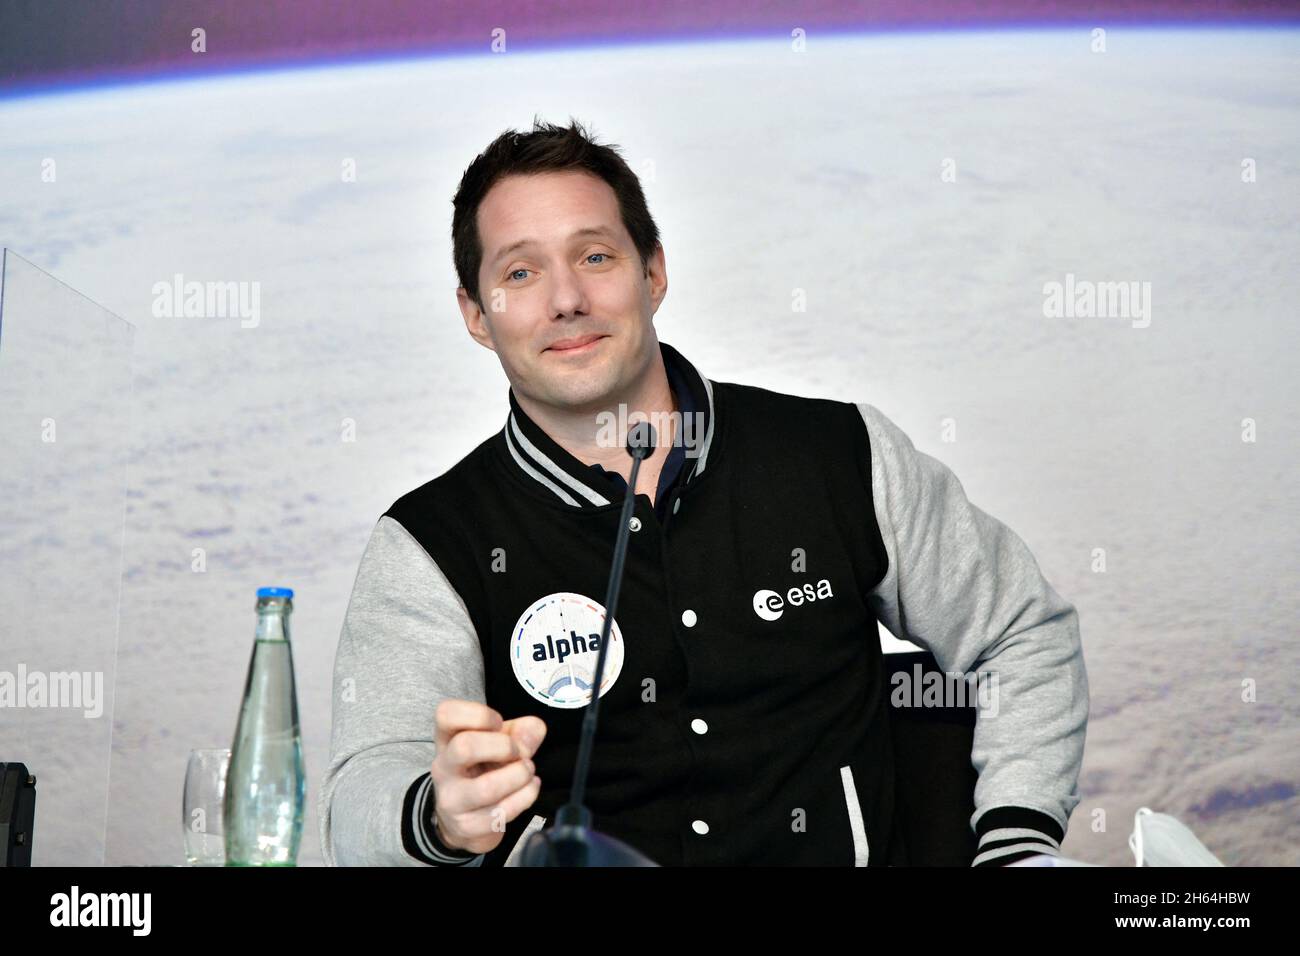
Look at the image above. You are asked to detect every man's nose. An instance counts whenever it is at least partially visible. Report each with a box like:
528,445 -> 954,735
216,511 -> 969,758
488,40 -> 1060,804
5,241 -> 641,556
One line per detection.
546,264 -> 589,315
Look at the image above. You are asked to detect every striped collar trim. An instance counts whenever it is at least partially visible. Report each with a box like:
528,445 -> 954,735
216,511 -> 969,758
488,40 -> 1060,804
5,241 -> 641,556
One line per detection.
498,341 -> 716,510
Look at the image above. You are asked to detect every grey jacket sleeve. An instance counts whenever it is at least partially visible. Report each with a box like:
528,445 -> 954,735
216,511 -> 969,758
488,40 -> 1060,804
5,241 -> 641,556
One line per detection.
319,515 -> 488,866
855,403 -> 1089,867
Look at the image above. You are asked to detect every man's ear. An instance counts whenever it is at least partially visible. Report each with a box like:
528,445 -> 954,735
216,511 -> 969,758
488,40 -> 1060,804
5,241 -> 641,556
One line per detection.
458,286 -> 496,352
645,243 -> 668,314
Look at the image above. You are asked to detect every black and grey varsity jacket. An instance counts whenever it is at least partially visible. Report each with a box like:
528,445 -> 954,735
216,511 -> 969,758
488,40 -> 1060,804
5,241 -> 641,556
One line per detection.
320,340 -> 1089,867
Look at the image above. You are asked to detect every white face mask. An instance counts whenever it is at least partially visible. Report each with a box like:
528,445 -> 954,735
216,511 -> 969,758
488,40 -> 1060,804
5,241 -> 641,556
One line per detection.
1129,807 -> 1225,866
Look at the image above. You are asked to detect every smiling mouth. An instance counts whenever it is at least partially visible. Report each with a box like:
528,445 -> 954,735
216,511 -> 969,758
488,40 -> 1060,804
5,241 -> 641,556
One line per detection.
546,335 -> 607,354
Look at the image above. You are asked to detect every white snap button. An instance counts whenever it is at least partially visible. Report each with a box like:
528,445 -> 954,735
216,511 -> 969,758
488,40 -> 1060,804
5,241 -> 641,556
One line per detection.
691,718 -> 708,735
672,499 -> 681,514
628,517 -> 642,532
681,609 -> 697,627
692,819 -> 709,835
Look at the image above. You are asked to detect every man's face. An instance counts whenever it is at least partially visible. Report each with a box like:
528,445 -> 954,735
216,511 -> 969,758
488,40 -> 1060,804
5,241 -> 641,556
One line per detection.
459,169 -> 666,413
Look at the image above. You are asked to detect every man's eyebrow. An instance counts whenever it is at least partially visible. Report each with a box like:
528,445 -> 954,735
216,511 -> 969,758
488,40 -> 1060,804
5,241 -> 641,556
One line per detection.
488,226 -> 619,268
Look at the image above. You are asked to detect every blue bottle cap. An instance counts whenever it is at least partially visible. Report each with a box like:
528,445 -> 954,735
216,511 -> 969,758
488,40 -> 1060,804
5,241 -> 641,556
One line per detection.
257,587 -> 294,599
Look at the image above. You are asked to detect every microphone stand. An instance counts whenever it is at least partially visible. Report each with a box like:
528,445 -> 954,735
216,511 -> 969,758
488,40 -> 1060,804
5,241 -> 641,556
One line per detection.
519,421 -> 660,867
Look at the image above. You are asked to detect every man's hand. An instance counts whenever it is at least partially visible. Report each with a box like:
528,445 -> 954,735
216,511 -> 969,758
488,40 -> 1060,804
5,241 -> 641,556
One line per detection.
430,699 -> 547,855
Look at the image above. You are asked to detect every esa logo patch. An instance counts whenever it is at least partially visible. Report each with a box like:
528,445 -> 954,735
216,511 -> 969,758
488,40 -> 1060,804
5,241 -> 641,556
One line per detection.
753,579 -> 835,621
510,592 -> 624,709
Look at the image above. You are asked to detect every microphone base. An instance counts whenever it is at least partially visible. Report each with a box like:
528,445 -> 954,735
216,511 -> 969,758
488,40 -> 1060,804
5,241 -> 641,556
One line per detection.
517,808 -> 659,867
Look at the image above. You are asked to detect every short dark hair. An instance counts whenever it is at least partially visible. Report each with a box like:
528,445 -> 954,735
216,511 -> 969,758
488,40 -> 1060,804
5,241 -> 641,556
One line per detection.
451,116 -> 661,311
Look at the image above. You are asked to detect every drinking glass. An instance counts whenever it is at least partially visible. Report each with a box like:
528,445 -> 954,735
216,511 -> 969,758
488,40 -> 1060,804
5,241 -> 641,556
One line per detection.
183,748 -> 230,865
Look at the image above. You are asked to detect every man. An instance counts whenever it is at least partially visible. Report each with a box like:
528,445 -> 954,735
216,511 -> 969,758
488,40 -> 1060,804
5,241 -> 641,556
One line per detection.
319,118 -> 1089,867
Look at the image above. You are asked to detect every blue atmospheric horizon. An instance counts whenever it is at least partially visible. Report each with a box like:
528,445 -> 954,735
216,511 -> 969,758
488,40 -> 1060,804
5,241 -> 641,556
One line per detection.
2,21 -> 1298,105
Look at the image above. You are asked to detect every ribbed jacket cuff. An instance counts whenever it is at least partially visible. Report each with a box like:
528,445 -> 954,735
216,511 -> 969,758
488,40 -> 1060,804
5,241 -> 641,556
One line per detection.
971,806 -> 1065,867
401,772 -> 483,865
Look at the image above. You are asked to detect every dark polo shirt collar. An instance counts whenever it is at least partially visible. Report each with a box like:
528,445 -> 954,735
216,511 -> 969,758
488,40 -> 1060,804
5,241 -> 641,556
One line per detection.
585,345 -> 696,522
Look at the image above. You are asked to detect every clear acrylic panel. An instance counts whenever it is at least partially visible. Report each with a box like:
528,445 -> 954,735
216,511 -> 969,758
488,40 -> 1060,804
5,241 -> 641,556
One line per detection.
0,248 -> 134,865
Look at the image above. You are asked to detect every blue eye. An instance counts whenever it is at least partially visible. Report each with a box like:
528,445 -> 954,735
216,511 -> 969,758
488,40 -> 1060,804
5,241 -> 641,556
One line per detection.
508,254 -> 607,282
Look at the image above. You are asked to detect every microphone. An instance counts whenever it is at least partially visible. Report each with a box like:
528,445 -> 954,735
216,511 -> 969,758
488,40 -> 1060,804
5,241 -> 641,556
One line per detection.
519,420 -> 660,866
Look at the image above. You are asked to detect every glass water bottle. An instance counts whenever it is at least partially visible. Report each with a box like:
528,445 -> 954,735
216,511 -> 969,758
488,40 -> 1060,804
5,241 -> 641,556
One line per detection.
224,587 -> 306,865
